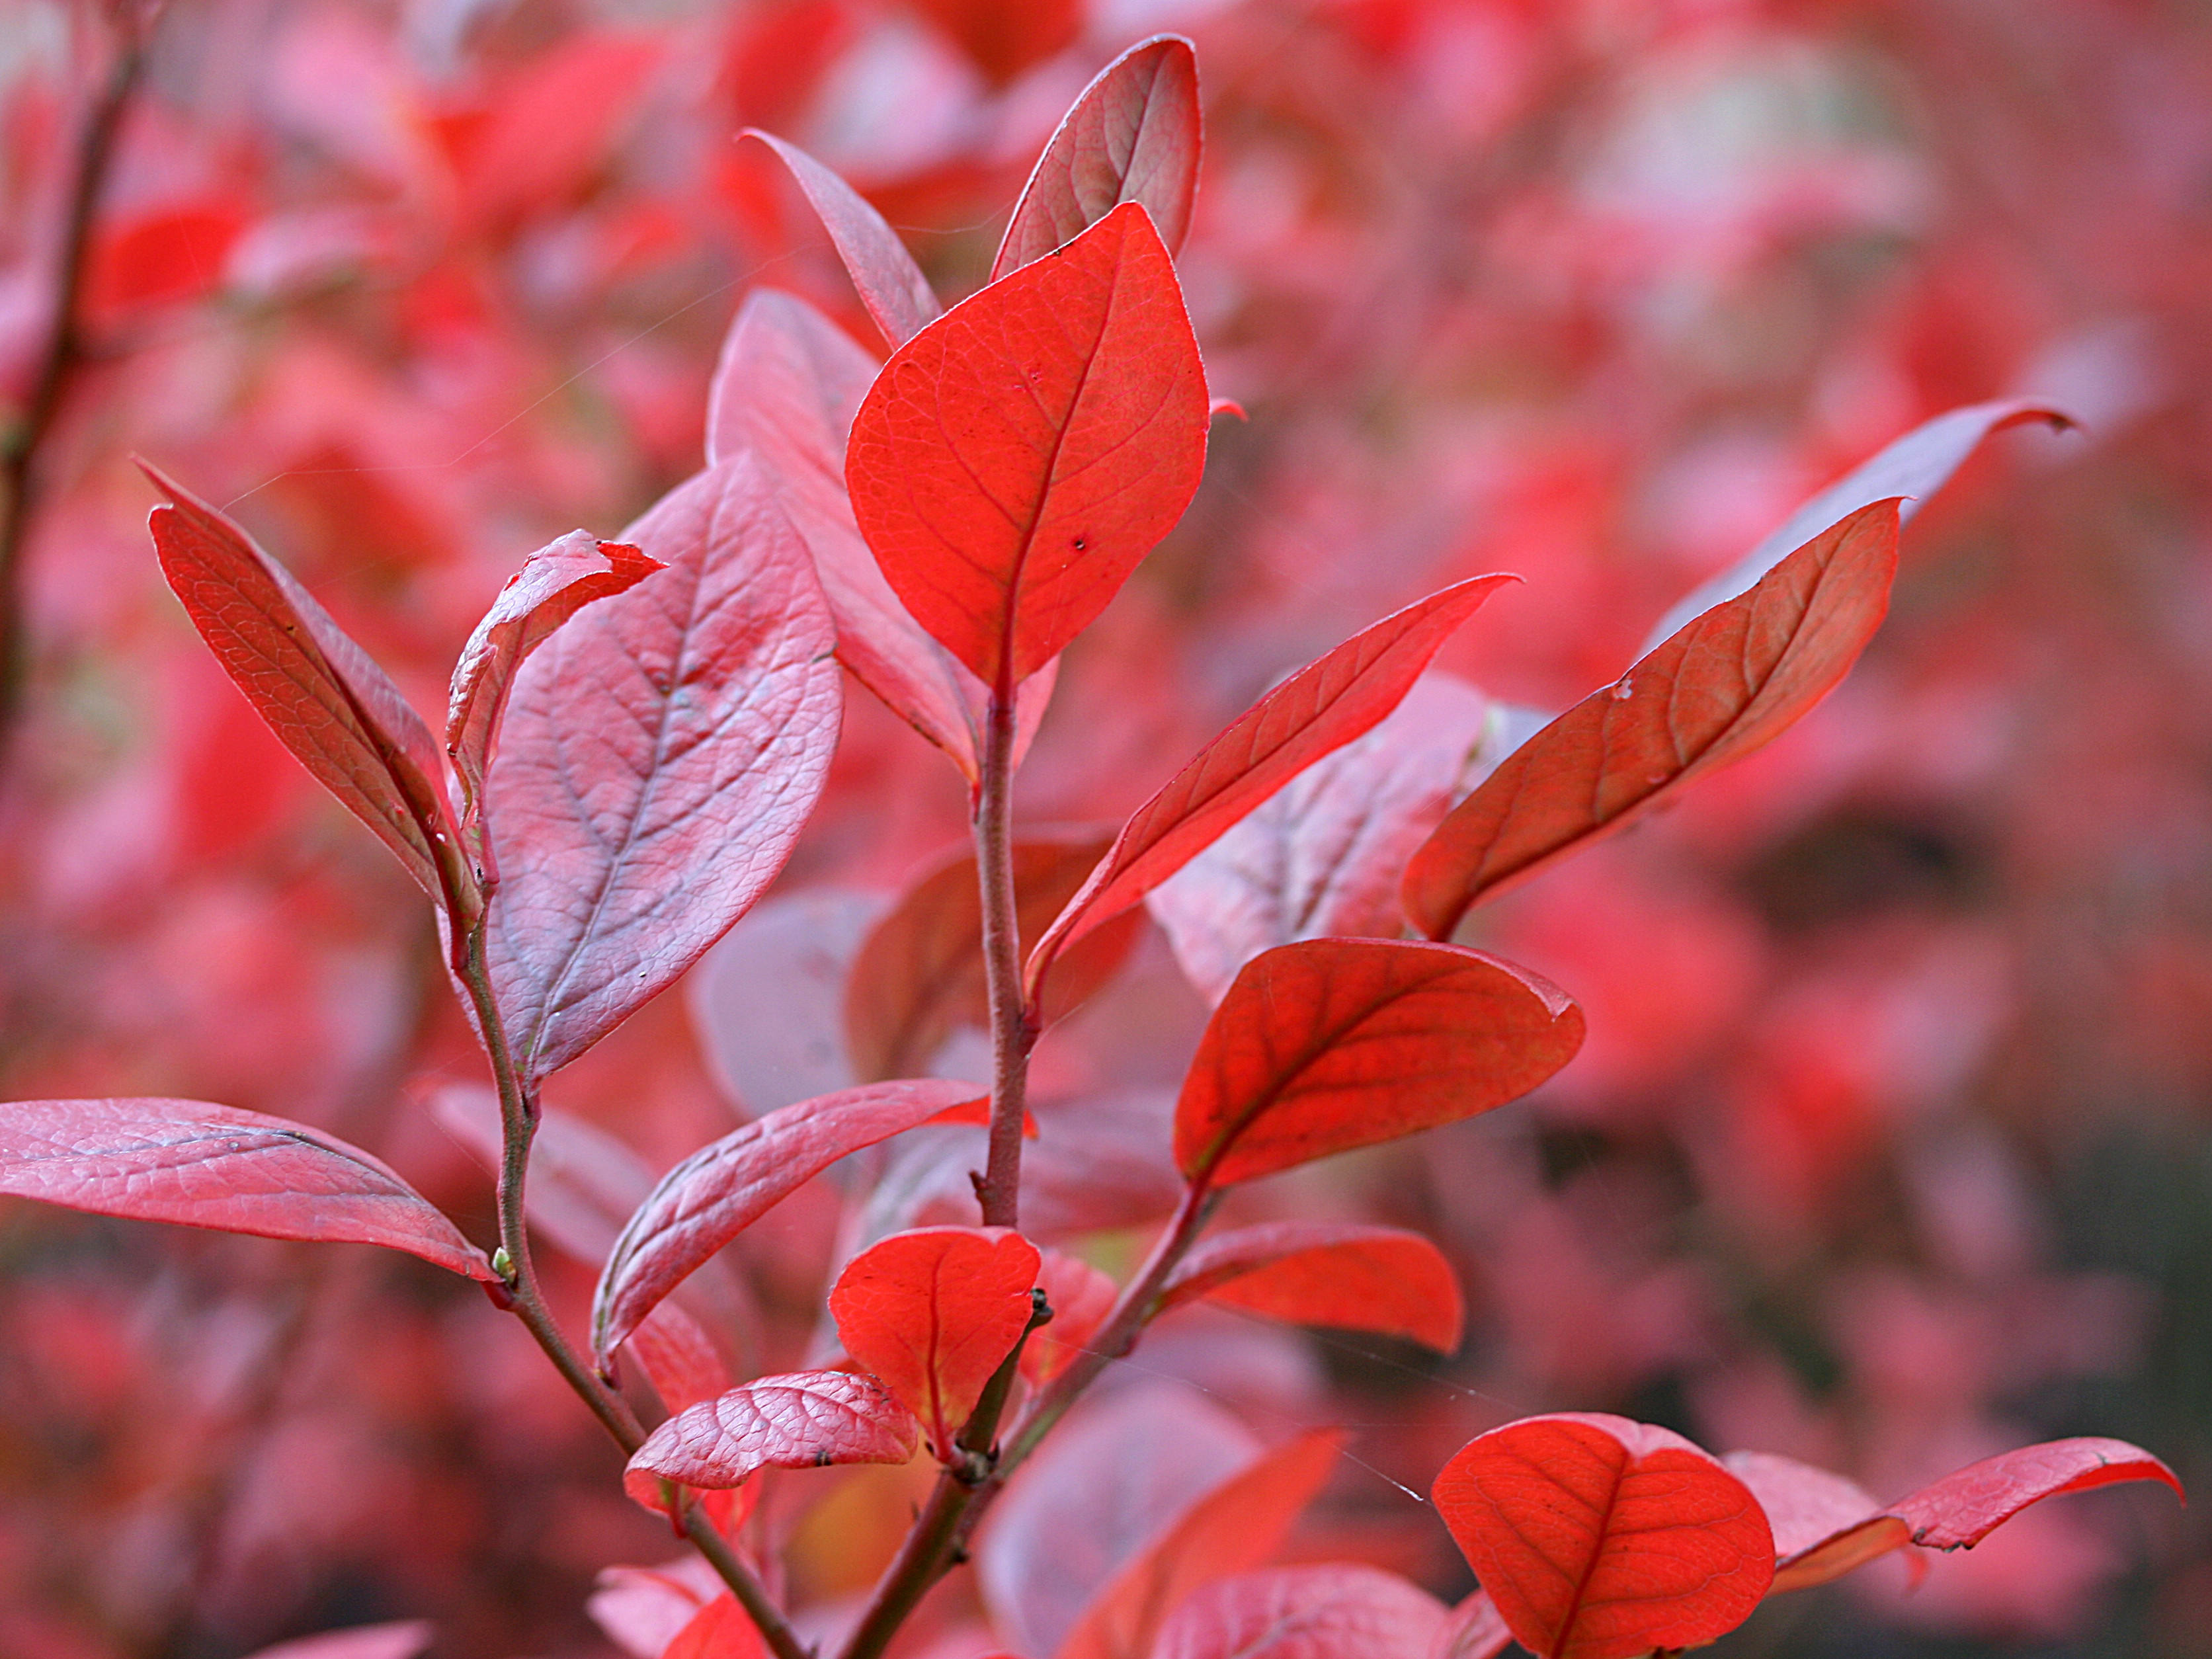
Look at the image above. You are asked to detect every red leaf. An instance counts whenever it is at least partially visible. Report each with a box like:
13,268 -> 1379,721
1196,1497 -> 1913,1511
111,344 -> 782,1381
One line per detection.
1722,1449 -> 1908,1594
592,1078 -> 985,1359
456,34 -> 665,232
624,1300 -> 733,1418
828,1225 -> 1041,1458
1432,1413 -> 1774,1659
446,530 -> 662,861
739,132 -> 941,350
843,831 -> 1137,1082
0,1098 -> 493,1281
705,287 -> 1055,781
1404,501 -> 1902,940
1890,1436 -> 2184,1551
909,0 -> 1080,82
993,36 -> 1200,279
847,202 -> 1208,694
143,465 -> 457,906
1059,1430 -> 1345,1659
1029,581 -> 1513,996
1160,1222 -> 1465,1353
1173,938 -> 1582,1188
1151,1565 -> 1449,1659
1149,674 -> 1496,1002
1428,1592 -> 1512,1659
239,1624 -> 434,1659
482,453 -> 842,1083
663,1594 -> 768,1659
89,202 -> 247,315
624,1369 -> 918,1512
1642,399 -> 2070,647
1022,1248 -> 1118,1383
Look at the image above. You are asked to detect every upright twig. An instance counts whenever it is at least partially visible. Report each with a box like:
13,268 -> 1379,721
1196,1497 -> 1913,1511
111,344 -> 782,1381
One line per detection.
0,3 -> 153,757
971,688 -> 1035,1229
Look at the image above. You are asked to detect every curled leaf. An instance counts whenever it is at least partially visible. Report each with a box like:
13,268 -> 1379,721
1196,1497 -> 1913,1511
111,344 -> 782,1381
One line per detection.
1891,1436 -> 2184,1551
1723,1449 -> 1908,1594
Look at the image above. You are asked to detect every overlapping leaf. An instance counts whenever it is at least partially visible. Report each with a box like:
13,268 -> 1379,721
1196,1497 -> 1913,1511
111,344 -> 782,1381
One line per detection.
1429,1592 -> 1512,1659
829,1225 -> 1040,1457
847,202 -> 1208,694
663,1595 -> 768,1659
740,132 -> 941,350
1151,1566 -> 1450,1659
1405,501 -> 1901,940
1434,1414 -> 1773,1659
993,36 -> 1200,278
483,453 -> 841,1084
1893,1437 -> 2182,1551
625,1369 -> 918,1505
1174,938 -> 1582,1187
1160,1221 -> 1464,1352
1722,1450 -> 1907,1593
1030,579 -> 1514,996
1022,1248 -> 1119,1383
0,1098 -> 492,1280
624,1301 -> 733,1419
592,1078 -> 984,1358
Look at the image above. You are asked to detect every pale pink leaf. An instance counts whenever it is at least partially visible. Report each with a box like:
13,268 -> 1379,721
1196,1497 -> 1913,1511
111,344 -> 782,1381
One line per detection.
1151,1566 -> 1449,1659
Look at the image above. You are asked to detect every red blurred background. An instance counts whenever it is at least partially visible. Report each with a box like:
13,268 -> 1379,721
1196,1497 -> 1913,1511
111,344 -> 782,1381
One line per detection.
2,1 -> 2209,1654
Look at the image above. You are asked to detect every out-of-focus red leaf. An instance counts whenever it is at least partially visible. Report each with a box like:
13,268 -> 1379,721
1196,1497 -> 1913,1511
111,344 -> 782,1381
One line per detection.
1428,1592 -> 1512,1659
909,0 -> 1080,82
1159,1222 -> 1464,1353
1029,581 -> 1513,996
1149,674 -> 1495,1002
446,530 -> 661,858
483,453 -> 841,1084
1433,1413 -> 1774,1659
456,33 -> 665,231
829,1225 -> 1041,1457
624,1369 -> 917,1513
626,1300 -> 733,1418
663,1594 -> 768,1659
1150,1565 -> 1449,1659
1173,938 -> 1582,1188
1022,1248 -> 1118,1383
844,831 -> 1135,1081
993,36 -> 1200,278
87,202 -> 247,315
143,466 -> 456,905
0,1098 -> 492,1281
1643,399 -> 2070,647
1405,501 -> 1902,941
592,1078 -> 985,1359
706,288 -> 1054,780
740,132 -> 941,350
1059,1430 -> 1344,1659
847,202 -> 1208,694
589,1561 -> 719,1659
1890,1437 -> 2184,1551
239,1624 -> 435,1659
1723,1449 -> 1908,1593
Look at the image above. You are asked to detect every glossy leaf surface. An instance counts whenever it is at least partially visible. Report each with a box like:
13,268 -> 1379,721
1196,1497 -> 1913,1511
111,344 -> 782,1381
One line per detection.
1174,938 -> 1582,1187
0,1098 -> 492,1281
483,454 -> 841,1083
592,1078 -> 984,1358
847,202 -> 1207,693
1059,1429 -> 1343,1659
740,131 -> 940,349
1151,1566 -> 1449,1659
625,1369 -> 918,1499
1434,1414 -> 1773,1659
145,466 -> 454,904
1891,1436 -> 2184,1551
1161,1221 -> 1464,1352
828,1225 -> 1040,1457
1405,501 -> 1901,940
1031,579 -> 1513,992
993,36 -> 1200,278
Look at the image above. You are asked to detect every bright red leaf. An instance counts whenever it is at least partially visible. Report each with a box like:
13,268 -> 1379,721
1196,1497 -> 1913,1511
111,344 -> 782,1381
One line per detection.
0,1098 -> 493,1281
663,1594 -> 768,1659
1022,1248 -> 1118,1384
144,465 -> 458,906
1159,1221 -> 1465,1353
1150,1565 -> 1449,1659
482,453 -> 842,1084
1405,500 -> 1902,940
445,529 -> 661,860
591,1078 -> 985,1358
1029,581 -> 1514,996
993,36 -> 1200,279
1173,938 -> 1583,1188
910,0 -> 1081,82
1433,1413 -> 1774,1659
1059,1429 -> 1344,1659
1891,1436 -> 2184,1551
828,1225 -> 1041,1458
846,202 -> 1208,694
624,1369 -> 918,1510
740,131 -> 941,350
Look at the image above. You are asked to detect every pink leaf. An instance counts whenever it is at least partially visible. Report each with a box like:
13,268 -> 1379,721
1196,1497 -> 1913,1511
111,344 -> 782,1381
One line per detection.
1428,1592 -> 1512,1659
1891,1436 -> 2184,1551
739,132 -> 941,350
592,1078 -> 985,1359
992,36 -> 1200,279
1029,580 -> 1514,996
624,1300 -> 733,1418
482,453 -> 842,1083
624,1369 -> 918,1511
0,1098 -> 493,1281
1721,1449 -> 1908,1594
239,1623 -> 435,1659
1151,1565 -> 1449,1659
1160,1221 -> 1464,1352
